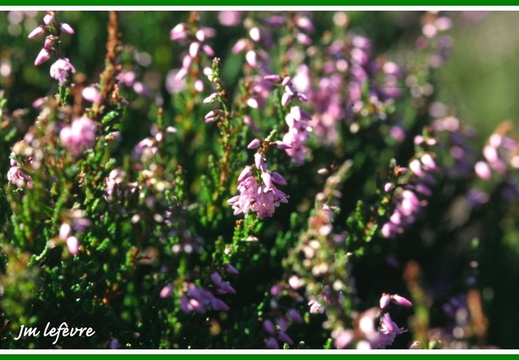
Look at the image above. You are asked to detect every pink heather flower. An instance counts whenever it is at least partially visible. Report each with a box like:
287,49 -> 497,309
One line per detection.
218,11 -> 243,27
117,70 -> 136,87
409,159 -> 424,177
391,294 -> 413,307
390,126 -> 406,142
204,110 -> 220,123
384,183 -> 394,192
28,26 -> 44,39
227,166 -> 288,219
263,74 -> 282,83
60,23 -> 75,35
59,223 -> 72,240
189,42 -> 201,58
43,12 -> 55,25
281,106 -> 312,165
247,138 -> 261,149
160,284 -> 173,298
34,48 -> 51,66
334,329 -> 354,349
7,164 -> 33,188
374,313 -> 405,348
254,152 -> 266,170
379,293 -> 391,309
82,86 -> 102,104
271,171 -> 287,186
420,153 -> 439,172
59,115 -> 97,156
308,298 -> 324,314
414,183 -> 433,197
231,38 -> 248,54
66,236 -> 80,255
288,275 -> 303,289
270,284 -> 282,297
245,50 -> 257,67
170,23 -> 188,41
50,58 -> 76,85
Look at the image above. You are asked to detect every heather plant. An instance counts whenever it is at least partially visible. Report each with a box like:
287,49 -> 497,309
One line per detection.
0,10 -> 518,349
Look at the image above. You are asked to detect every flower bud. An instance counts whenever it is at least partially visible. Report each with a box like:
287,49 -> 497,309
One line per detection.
28,26 -> 45,39
247,138 -> 261,149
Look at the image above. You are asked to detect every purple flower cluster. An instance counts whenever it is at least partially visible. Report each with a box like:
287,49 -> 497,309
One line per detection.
29,11 -> 76,84
261,74 -> 312,164
263,283 -> 305,349
281,106 -> 313,165
335,293 -> 412,349
227,141 -> 289,219
231,19 -> 277,73
417,12 -> 453,68
7,156 -> 33,189
57,210 -> 92,255
480,130 -> 519,177
288,15 -> 405,147
381,149 -> 441,239
168,21 -> 216,93
59,115 -> 98,156
172,268 -> 238,315
179,284 -> 230,314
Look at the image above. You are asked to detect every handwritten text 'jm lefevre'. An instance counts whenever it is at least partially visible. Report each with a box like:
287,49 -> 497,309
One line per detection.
14,322 -> 95,345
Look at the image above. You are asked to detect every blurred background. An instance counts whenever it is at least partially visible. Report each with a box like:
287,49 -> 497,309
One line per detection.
1,11 -> 517,143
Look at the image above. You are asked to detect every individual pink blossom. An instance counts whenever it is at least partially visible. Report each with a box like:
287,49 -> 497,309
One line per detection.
7,163 -> 33,188
82,86 -> 102,104
59,223 -> 72,240
59,115 -> 97,156
60,23 -> 75,35
160,284 -> 173,298
43,12 -> 54,25
335,329 -> 354,349
50,58 -> 76,85
379,293 -> 392,309
374,313 -> 406,348
34,48 -> 51,66
391,294 -> 413,307
28,26 -> 44,39
66,236 -> 79,255
170,23 -> 188,41
247,138 -> 261,149
218,11 -> 243,27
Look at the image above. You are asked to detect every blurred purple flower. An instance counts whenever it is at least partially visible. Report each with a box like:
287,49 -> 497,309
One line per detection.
50,58 -> 76,85
59,115 -> 97,156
